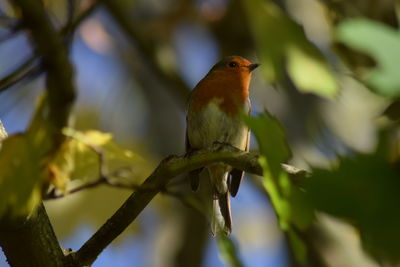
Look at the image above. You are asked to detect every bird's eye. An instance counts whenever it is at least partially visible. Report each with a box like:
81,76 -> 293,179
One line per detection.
228,61 -> 238,68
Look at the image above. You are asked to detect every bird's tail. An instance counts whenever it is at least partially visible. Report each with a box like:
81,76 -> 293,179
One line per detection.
211,187 -> 232,235
209,165 -> 232,235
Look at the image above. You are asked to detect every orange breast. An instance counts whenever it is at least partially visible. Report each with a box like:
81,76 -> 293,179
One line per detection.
190,70 -> 250,116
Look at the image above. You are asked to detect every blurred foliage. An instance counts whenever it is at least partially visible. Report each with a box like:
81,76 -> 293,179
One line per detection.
216,234 -> 244,267
0,133 -> 42,218
322,0 -> 398,75
337,19 -> 400,97
321,0 -> 398,28
0,117 -> 147,218
304,132 -> 400,262
0,96 -> 51,218
49,128 -> 149,193
244,0 -> 338,99
245,113 -> 314,264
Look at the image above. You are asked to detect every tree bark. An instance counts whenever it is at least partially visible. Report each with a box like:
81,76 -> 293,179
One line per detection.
0,204 -> 73,267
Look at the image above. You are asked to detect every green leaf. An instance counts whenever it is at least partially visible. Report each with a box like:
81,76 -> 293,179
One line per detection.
287,45 -> 338,99
304,135 -> 400,262
0,134 -> 43,217
336,19 -> 400,97
243,113 -> 290,180
216,234 -> 244,267
244,113 -> 313,264
287,229 -> 307,265
48,128 -> 149,192
0,97 -> 53,218
244,0 -> 338,99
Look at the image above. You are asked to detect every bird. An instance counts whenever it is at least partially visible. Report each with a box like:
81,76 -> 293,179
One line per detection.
186,55 -> 259,235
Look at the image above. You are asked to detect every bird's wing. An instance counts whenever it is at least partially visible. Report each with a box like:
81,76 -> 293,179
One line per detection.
228,99 -> 251,197
186,115 -> 202,191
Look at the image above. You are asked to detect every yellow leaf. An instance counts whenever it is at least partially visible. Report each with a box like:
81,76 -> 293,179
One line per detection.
47,164 -> 69,192
62,128 -> 112,146
0,134 -> 43,217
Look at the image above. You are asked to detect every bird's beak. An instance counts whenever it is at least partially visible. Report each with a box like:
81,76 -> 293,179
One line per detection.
248,63 -> 260,72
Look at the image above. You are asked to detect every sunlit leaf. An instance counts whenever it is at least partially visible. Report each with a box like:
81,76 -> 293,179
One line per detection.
51,130 -> 100,185
48,128 -> 149,192
244,113 -> 313,264
48,164 -> 70,192
243,113 -> 290,180
216,234 -> 244,267
337,19 -> 400,97
287,45 -> 338,99
304,135 -> 400,262
244,0 -> 338,99
0,97 -> 54,218
62,128 -> 112,146
0,134 -> 43,217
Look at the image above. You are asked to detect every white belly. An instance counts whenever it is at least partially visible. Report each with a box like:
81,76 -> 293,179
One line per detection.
188,100 -> 248,150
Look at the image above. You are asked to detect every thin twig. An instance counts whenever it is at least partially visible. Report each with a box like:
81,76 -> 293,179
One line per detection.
0,56 -> 39,93
44,173 -> 143,200
0,20 -> 23,42
0,1 -> 99,93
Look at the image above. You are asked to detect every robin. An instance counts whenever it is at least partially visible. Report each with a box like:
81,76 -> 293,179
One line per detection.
186,55 -> 259,235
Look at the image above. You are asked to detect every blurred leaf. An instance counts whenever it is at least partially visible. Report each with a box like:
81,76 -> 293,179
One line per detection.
63,128 -> 112,146
244,113 -> 314,264
216,234 -> 244,267
48,130 -> 98,189
0,97 -> 53,218
48,164 -> 70,192
49,128 -> 148,192
287,229 -> 307,265
337,19 -> 400,97
244,0 -> 338,99
0,134 -> 43,218
243,113 -> 290,180
287,45 -> 338,99
304,135 -> 400,262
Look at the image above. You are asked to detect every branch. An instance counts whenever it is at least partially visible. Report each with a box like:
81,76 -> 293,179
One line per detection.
12,0 -> 75,137
0,1 -> 99,93
0,0 -> 78,266
44,170 -> 143,200
0,123 -> 73,267
44,145 -> 145,200
70,143 -> 306,266
0,204 -> 71,267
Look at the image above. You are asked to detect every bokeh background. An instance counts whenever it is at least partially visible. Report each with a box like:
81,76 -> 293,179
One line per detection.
0,0 -> 397,266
